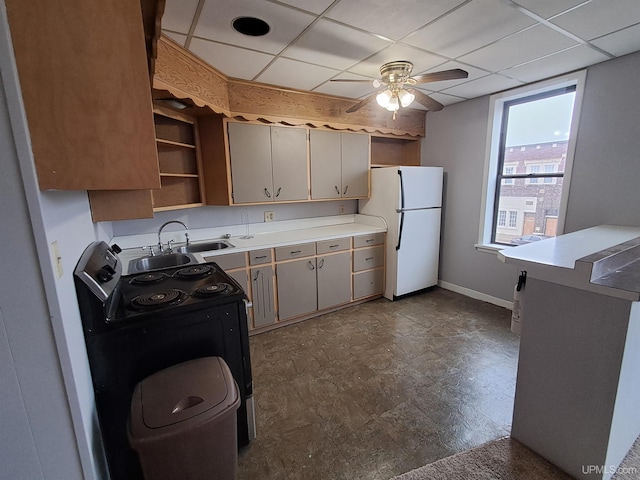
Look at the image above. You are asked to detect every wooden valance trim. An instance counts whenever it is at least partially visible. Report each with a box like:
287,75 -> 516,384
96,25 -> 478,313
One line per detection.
154,36 -> 425,138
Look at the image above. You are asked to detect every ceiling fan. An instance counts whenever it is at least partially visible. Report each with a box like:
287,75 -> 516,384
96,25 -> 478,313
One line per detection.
331,61 -> 468,118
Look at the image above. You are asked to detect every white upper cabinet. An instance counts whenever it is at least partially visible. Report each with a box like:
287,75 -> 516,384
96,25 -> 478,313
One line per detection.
310,130 -> 370,200
228,122 -> 308,204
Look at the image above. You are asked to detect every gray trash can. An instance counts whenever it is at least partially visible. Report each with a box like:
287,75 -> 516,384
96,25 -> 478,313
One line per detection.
128,357 -> 240,480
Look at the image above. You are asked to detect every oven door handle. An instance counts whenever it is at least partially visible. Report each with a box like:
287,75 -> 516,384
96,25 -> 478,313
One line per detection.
243,299 -> 253,316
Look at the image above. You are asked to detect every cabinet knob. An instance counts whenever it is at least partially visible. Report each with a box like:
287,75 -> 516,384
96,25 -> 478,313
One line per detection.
307,261 -> 315,270
318,259 -> 325,269
334,185 -> 340,194
264,187 -> 272,198
343,185 -> 349,195
275,187 -> 282,197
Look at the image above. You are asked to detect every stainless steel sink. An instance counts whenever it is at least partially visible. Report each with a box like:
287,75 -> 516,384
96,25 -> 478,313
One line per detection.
176,240 -> 234,253
128,253 -> 197,274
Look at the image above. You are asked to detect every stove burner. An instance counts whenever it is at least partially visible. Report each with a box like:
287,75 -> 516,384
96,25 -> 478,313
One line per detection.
130,289 -> 187,309
193,283 -> 231,297
130,272 -> 167,284
175,265 -> 215,279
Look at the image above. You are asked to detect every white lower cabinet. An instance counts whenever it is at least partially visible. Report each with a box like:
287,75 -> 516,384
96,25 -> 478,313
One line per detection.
209,233 -> 384,333
317,252 -> 352,309
251,265 -> 276,328
276,258 -> 318,321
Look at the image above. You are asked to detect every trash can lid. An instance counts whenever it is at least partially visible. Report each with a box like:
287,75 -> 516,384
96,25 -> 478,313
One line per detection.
130,357 -> 239,433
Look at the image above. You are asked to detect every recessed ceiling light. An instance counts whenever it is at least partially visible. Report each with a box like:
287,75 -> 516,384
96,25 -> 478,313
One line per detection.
232,16 -> 270,37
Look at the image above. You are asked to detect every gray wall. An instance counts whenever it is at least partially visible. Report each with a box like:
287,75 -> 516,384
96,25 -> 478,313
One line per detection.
421,96 -> 519,302
0,67 -> 84,479
564,52 -> 640,232
422,50 -> 640,302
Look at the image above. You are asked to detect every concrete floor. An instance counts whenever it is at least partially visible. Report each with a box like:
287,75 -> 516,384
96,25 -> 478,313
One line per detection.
238,287 -> 520,480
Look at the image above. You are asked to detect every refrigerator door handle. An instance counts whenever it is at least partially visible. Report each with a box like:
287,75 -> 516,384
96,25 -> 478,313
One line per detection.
396,169 -> 405,251
396,211 -> 405,251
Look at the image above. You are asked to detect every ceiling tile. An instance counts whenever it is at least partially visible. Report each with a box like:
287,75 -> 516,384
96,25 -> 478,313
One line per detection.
501,45 -> 610,83
256,58 -> 341,91
511,0 -> 590,20
189,38 -> 275,80
348,44 -> 447,78
457,24 -> 578,72
404,0 -> 536,59
162,0 -> 200,34
428,91 -> 468,106
325,0 -> 468,41
193,0 -> 316,55
592,23 -> 640,57
276,0 -> 335,15
550,0 -> 640,41
440,74 -> 523,98
312,72 -> 377,99
284,19 -> 390,71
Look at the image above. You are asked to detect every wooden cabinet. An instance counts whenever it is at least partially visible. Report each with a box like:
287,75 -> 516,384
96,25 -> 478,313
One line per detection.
310,130 -> 370,200
89,106 -> 204,221
227,123 -> 308,204
5,0 -> 159,191
152,108 -> 205,210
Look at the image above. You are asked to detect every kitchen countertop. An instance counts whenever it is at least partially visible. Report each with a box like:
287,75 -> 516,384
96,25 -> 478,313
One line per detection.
114,214 -> 387,272
498,225 -> 640,301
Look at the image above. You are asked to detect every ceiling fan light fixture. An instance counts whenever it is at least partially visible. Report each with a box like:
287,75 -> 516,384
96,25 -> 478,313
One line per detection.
385,95 -> 400,112
376,89 -> 393,108
398,89 -> 415,108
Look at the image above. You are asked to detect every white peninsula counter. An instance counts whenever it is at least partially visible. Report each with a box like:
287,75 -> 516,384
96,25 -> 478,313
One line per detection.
499,225 -> 640,480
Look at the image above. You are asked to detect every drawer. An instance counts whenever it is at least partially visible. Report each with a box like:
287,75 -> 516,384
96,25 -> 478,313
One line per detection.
316,237 -> 350,254
353,268 -> 384,299
353,232 -> 385,248
353,245 -> 384,272
275,243 -> 315,261
249,249 -> 273,265
204,252 -> 246,271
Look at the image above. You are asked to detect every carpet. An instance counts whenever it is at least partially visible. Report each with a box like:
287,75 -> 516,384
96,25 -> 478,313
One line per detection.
391,436 -> 640,480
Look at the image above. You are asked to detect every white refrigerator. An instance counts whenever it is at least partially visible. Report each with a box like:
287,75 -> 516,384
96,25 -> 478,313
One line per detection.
359,166 -> 443,300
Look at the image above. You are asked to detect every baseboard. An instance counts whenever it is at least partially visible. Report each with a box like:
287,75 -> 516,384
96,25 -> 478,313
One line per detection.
438,280 -> 513,310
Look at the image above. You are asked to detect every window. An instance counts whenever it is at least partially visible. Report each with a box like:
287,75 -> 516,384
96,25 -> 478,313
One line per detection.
477,72 -> 585,250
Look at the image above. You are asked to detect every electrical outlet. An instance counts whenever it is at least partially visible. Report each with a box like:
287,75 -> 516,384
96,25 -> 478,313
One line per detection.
51,241 -> 63,278
264,211 -> 275,222
339,204 -> 345,214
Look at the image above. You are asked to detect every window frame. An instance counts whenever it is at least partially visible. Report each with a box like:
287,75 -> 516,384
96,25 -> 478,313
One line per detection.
476,71 -> 586,252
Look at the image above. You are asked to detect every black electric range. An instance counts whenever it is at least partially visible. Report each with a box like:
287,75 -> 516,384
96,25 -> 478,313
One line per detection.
74,242 -> 255,480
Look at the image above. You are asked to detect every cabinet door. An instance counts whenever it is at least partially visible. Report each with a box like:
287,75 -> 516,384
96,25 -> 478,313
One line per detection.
341,132 -> 370,198
271,126 -> 309,201
317,252 -> 352,310
310,130 -> 342,199
250,266 -> 276,328
5,0 -> 159,191
228,123 -> 274,203
276,259 -> 318,321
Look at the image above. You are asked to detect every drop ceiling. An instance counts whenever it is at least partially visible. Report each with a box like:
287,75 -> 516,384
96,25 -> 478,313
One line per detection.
161,0 -> 640,110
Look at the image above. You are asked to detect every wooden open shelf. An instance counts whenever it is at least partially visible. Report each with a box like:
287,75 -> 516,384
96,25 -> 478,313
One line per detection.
371,135 -> 421,166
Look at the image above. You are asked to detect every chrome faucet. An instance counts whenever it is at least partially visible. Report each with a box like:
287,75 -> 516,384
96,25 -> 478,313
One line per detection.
157,220 -> 189,252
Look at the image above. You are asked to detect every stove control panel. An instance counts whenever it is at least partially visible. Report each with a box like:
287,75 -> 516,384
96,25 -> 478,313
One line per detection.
74,241 -> 123,302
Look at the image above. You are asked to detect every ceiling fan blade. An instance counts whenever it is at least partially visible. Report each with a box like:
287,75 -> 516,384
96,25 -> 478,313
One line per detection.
411,68 -> 468,84
408,89 -> 444,112
346,93 -> 378,113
